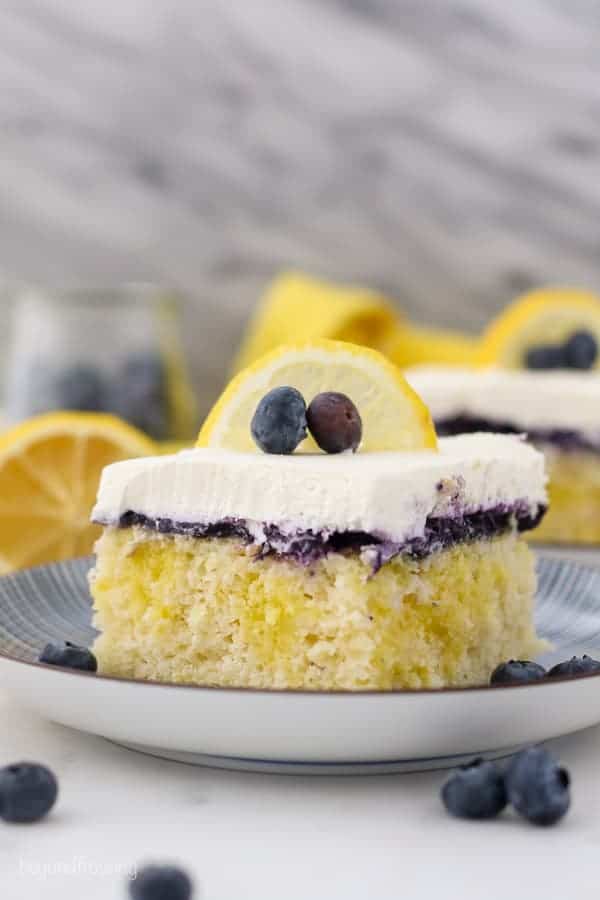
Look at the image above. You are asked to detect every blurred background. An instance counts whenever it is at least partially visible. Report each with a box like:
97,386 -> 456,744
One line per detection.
1,0 -> 600,415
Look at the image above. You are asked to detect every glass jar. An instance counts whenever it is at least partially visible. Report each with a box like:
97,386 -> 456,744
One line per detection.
5,285 -> 197,441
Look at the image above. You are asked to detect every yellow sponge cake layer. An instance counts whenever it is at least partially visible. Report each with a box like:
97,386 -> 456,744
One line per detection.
91,528 -> 544,691
532,449 -> 600,544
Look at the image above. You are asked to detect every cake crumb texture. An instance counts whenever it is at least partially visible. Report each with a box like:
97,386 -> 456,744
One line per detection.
90,528 -> 544,690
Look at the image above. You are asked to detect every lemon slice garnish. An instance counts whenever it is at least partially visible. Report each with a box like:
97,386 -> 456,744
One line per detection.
0,412 -> 156,573
478,288 -> 600,369
198,340 -> 437,453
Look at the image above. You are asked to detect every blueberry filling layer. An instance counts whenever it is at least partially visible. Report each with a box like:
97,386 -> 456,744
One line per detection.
105,503 -> 546,570
436,414 -> 600,454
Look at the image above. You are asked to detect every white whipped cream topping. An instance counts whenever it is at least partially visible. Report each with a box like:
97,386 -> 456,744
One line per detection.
92,434 -> 547,543
406,366 -> 600,436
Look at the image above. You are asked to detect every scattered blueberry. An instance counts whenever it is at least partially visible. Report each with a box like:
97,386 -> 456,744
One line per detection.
251,386 -> 307,454
546,654 -> 600,679
306,392 -> 362,454
525,345 -> 567,370
505,747 -> 570,826
38,641 -> 97,672
0,762 -> 58,823
490,660 -> 547,686
52,364 -> 106,412
564,330 -> 598,370
441,758 -> 507,820
129,864 -> 193,900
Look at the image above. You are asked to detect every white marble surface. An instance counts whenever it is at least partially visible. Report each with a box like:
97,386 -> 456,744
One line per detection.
1,689 -> 599,899
1,1 -> 600,409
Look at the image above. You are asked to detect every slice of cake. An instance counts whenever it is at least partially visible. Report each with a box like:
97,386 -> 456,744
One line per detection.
408,288 -> 600,545
89,341 -> 547,691
406,366 -> 600,545
90,435 -> 546,690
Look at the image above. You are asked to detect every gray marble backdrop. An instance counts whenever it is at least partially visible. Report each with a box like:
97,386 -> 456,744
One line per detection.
1,0 -> 600,412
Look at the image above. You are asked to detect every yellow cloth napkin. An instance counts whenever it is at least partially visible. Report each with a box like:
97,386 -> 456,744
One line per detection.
233,270 -> 477,373
232,272 -> 399,373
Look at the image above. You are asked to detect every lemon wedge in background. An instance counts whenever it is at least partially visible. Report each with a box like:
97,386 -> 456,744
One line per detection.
478,288 -> 600,369
198,339 -> 437,453
231,271 -> 400,373
0,413 -> 156,574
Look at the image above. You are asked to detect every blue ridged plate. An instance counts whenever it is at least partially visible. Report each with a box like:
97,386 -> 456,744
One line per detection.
0,553 -> 599,775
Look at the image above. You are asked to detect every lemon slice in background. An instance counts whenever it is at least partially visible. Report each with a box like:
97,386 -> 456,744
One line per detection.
0,413 -> 156,573
198,339 -> 437,453
478,288 -> 600,369
231,272 -> 400,373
